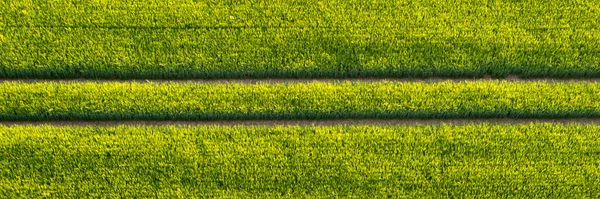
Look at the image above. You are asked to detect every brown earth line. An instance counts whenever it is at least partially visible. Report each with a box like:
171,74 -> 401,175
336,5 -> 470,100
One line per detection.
3,118 -> 600,126
3,75 -> 600,83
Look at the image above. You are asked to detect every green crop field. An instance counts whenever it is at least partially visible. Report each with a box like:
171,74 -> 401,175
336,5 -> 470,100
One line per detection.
2,0 -> 600,197
1,124 -> 600,198
1,0 -> 600,78
1,81 -> 600,120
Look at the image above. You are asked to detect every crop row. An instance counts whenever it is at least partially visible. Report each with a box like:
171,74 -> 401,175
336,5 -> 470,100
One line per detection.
2,81 -> 600,120
4,0 -> 599,28
1,1 -> 600,78
1,124 -> 599,197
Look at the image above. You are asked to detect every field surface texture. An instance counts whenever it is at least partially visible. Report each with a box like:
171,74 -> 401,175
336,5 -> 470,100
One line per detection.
2,81 -> 600,120
1,0 -> 600,78
2,0 -> 600,198
1,124 -> 600,198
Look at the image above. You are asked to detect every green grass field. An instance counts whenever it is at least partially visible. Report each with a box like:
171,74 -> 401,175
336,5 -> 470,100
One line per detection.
1,81 -> 600,120
2,0 -> 600,197
2,124 -> 600,198
1,0 -> 600,78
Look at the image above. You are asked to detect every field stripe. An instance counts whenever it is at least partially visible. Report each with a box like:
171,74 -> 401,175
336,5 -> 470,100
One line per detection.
2,26 -> 599,79
1,124 -> 600,197
2,0 -> 600,78
2,81 -> 600,120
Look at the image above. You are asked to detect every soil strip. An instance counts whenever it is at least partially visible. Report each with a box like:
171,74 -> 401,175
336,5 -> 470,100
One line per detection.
3,118 -> 600,126
3,75 -> 600,83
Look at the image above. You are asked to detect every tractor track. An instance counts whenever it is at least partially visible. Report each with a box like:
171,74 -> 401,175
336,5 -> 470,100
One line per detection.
3,118 -> 600,126
3,75 -> 600,83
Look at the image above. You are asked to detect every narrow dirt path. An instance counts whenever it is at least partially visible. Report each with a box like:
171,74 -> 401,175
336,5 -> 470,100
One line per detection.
3,118 -> 600,126
3,75 -> 600,83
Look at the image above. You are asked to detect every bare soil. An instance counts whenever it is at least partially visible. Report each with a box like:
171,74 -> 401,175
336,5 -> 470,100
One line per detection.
3,75 -> 600,83
2,118 -> 600,126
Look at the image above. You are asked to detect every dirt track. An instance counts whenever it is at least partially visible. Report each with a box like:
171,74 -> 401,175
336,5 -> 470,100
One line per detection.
2,118 -> 600,126
3,75 -> 600,83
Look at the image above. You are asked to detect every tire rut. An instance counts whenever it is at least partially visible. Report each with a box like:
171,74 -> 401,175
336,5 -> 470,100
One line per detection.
3,118 -> 600,126
2,75 -> 600,83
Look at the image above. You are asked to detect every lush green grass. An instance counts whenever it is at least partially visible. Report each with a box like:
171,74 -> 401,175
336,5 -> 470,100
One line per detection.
1,0 -> 599,78
1,81 -> 600,120
1,124 -> 599,198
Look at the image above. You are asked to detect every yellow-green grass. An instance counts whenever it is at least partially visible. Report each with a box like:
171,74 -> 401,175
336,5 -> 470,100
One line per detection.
1,124 -> 599,198
1,81 -> 600,120
1,0 -> 599,78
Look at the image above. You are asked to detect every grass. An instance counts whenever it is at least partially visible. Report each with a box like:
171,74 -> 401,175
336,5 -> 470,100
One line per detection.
1,124 -> 599,198
1,0 -> 599,78
1,81 -> 600,120
2,1 -> 599,197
